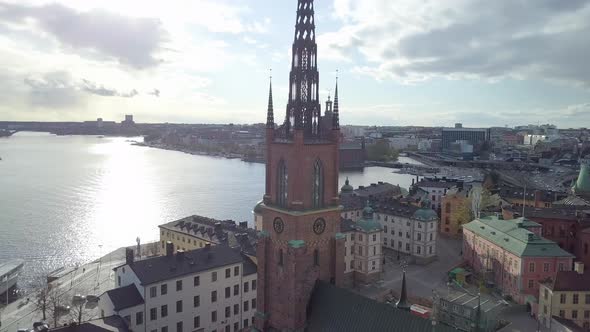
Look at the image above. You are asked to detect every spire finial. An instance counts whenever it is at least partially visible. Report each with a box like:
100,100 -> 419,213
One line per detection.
266,69 -> 274,129
332,70 -> 340,130
396,268 -> 411,311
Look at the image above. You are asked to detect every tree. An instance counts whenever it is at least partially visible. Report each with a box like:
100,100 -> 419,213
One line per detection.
451,199 -> 473,229
47,289 -> 65,328
32,276 -> 51,321
367,139 -> 399,162
70,300 -> 91,325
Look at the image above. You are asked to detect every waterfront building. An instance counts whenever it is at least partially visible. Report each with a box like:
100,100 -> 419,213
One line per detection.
441,186 -> 471,237
462,216 -> 574,307
503,206 -> 590,267
99,244 -> 257,332
158,216 -> 257,255
442,125 -> 490,153
339,139 -> 366,170
538,262 -> 590,330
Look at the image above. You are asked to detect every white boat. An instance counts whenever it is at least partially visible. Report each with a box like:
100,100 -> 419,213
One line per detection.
0,259 -> 24,295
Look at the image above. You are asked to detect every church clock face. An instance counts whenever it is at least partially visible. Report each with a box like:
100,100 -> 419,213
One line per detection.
313,218 -> 326,235
273,217 -> 284,234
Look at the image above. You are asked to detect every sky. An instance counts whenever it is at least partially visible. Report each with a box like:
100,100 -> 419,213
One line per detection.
0,0 -> 590,128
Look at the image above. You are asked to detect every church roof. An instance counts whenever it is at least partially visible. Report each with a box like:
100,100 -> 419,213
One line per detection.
306,281 -> 457,332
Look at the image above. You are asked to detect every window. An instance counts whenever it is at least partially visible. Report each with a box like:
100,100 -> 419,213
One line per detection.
391,239 -> 394,247
117,276 -> 121,286
150,286 -> 157,298
193,316 -> 200,329
176,321 -> 183,332
429,233 -> 433,241
194,295 -> 200,307
234,304 -> 239,315
358,246 -> 362,255
150,308 -> 157,321
252,298 -> 257,309
406,243 -> 410,251
373,247 -> 376,255
586,294 -> 590,304
234,323 -> 239,332
314,249 -> 319,266
417,233 -> 422,241
529,262 -> 535,272
176,280 -> 182,291
211,290 -> 217,302
212,271 -> 217,282
226,268 -> 231,278
244,282 -> 249,293
161,283 -> 167,295
176,300 -> 183,313
225,306 -> 231,318
277,159 -> 288,207
162,327 -> 168,332
417,246 -> 421,254
544,289 -> 548,300
560,294 -> 567,304
350,260 -> 353,270
225,287 -> 231,298
136,312 -> 144,325
244,319 -> 249,328
161,305 -> 168,317
372,234 -> 377,242
234,266 -> 239,276
225,326 -> 230,332
559,263 -> 565,271
194,276 -> 200,287
384,226 -> 388,233
584,310 -> 589,319
574,294 -> 579,304
406,232 -> 410,239
572,310 -> 578,319
234,284 -> 240,296
244,301 -> 249,312
429,246 -> 433,254
211,311 -> 217,323
528,279 -> 534,289
279,249 -> 284,266
312,159 -> 324,208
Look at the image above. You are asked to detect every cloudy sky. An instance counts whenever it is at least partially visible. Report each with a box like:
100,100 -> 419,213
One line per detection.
1,0 -> 589,128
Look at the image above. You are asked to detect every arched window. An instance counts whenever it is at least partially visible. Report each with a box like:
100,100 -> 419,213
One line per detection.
277,160 -> 288,207
279,249 -> 284,266
312,159 -> 324,208
313,249 -> 319,266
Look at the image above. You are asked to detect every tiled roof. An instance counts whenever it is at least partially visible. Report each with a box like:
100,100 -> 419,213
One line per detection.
51,316 -> 129,332
306,281 -> 457,332
548,270 -> 590,291
496,185 -> 566,201
105,284 -> 144,311
463,217 -> 574,258
242,254 -> 257,276
159,215 -> 257,255
127,245 -> 252,285
554,195 -> 590,207
415,180 -> 456,189
504,205 -> 590,222
354,182 -> 403,198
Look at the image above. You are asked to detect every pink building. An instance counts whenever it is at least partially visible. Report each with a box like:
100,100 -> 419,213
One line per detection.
463,216 -> 574,307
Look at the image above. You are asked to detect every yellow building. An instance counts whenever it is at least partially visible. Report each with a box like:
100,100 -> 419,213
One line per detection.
538,262 -> 590,330
441,187 -> 470,237
158,215 -> 256,254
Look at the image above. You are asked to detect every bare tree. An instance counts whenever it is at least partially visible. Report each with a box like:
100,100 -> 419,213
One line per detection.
46,289 -> 65,328
32,276 -> 51,321
70,300 -> 91,325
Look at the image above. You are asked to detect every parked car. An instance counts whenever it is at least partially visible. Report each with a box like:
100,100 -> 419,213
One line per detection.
72,294 -> 86,304
33,322 -> 49,332
55,305 -> 71,315
17,328 -> 31,332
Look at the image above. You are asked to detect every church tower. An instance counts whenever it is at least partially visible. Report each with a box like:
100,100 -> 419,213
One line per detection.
255,0 -> 345,330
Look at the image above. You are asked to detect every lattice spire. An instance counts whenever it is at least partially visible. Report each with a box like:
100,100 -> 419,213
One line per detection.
267,71 -> 274,129
332,74 -> 340,130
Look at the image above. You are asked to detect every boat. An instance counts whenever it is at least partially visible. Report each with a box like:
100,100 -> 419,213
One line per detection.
0,259 -> 24,295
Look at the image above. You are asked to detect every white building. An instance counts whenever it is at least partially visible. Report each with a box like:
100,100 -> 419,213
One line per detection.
414,179 -> 458,211
100,244 -> 257,332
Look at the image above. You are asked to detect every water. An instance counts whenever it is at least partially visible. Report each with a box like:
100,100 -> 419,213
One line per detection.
0,132 -> 420,289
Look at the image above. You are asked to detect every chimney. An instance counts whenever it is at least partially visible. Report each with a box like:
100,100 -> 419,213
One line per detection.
166,241 -> 174,257
575,262 -> 585,275
534,190 -> 542,207
125,248 -> 134,265
176,249 -> 185,261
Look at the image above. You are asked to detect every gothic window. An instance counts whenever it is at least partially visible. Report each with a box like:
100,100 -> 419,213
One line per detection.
312,159 -> 324,208
278,249 -> 284,266
313,249 -> 319,266
277,160 -> 288,207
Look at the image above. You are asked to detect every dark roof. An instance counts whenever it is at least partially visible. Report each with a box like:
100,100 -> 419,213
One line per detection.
354,182 -> 403,198
340,218 -> 356,233
242,254 -> 257,276
551,316 -> 587,332
159,215 -> 257,255
127,245 -> 250,285
51,316 -> 129,332
105,285 -> 144,311
496,185 -> 566,201
504,205 -> 590,222
548,270 -> 590,291
415,180 -> 456,189
306,281 -> 457,332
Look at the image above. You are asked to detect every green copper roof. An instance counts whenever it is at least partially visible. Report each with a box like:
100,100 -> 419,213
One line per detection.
463,216 -> 574,258
413,208 -> 438,222
341,177 -> 354,193
356,218 -> 382,233
573,161 -> 590,195
288,240 -> 305,248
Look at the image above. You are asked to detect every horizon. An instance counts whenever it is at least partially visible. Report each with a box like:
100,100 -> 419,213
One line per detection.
0,1 -> 589,127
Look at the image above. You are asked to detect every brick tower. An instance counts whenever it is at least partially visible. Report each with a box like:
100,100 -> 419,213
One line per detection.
255,0 -> 345,330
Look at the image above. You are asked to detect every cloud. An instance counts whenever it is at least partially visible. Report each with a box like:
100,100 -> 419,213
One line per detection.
0,2 -> 168,69
326,0 -> 590,87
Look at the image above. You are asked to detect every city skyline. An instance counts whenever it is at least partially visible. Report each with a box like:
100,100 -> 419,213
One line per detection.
0,0 -> 590,128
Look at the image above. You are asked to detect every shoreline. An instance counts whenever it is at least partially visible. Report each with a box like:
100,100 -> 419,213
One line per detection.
134,142 -> 265,164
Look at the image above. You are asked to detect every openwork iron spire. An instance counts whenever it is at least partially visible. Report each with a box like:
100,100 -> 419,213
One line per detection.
284,0 -> 321,137
267,73 -> 274,129
332,75 -> 340,130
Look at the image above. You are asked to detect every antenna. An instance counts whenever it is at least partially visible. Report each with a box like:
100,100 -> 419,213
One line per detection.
521,183 -> 527,218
